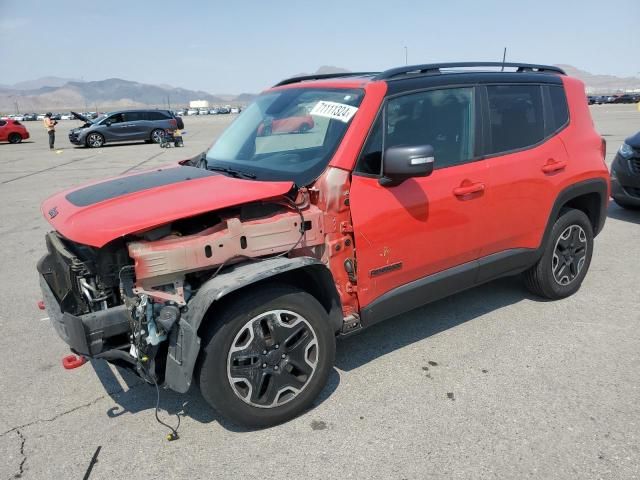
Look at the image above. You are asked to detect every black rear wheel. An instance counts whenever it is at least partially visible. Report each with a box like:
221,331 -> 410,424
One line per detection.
151,129 -> 164,143
523,209 -> 594,299
197,284 -> 335,428
8,133 -> 22,144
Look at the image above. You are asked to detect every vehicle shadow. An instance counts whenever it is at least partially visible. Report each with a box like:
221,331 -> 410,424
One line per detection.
335,276 -> 536,372
607,201 -> 640,224
72,142 -> 154,150
91,357 -> 341,433
91,276 -> 535,431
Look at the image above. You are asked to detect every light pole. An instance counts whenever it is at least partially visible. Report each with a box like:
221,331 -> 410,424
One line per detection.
404,46 -> 408,65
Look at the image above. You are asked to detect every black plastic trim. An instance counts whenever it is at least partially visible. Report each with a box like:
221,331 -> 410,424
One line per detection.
375,62 -> 565,81
359,248 -> 537,329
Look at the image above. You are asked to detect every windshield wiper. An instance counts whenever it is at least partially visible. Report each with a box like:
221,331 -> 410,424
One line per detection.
208,165 -> 257,179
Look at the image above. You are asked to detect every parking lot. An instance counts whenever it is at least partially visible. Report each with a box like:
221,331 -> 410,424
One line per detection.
0,106 -> 638,479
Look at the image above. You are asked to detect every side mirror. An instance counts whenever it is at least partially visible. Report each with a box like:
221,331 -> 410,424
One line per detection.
379,145 -> 435,187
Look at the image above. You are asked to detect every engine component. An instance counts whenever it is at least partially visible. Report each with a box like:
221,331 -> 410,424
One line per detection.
157,305 -> 180,333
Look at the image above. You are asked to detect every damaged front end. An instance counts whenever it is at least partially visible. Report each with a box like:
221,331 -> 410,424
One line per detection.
37,193 -> 327,386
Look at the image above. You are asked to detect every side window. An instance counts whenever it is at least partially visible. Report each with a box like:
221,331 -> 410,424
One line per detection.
386,87 -> 475,169
147,111 -> 167,121
355,115 -> 383,175
486,85 -> 544,154
546,85 -> 569,134
106,113 -> 124,124
124,111 -> 145,122
0,120 -> 6,127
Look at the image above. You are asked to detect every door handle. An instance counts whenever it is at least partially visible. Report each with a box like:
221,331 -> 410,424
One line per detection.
453,182 -> 485,196
541,160 -> 567,174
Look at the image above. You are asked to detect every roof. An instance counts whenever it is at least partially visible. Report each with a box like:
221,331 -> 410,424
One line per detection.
273,62 -> 565,88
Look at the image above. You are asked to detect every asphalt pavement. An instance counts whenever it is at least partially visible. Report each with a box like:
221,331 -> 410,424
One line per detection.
0,107 -> 638,479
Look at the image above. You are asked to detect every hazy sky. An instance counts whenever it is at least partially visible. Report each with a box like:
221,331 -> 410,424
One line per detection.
0,0 -> 638,93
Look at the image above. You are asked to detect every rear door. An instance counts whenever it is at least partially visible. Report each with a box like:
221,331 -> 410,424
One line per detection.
122,111 -> 149,140
350,86 -> 491,307
0,120 -> 7,141
479,83 -> 569,260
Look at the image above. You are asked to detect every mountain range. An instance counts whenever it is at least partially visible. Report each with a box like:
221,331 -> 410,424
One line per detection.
0,77 -> 257,112
1,65 -> 638,113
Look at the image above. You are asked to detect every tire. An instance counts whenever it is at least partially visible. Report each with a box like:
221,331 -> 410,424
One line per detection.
151,129 -> 164,143
8,133 -> 22,144
85,133 -> 104,148
523,209 -> 594,299
613,198 -> 640,210
197,284 -> 336,428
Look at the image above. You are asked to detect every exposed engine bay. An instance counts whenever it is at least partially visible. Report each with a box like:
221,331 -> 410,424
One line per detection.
37,190 -> 329,383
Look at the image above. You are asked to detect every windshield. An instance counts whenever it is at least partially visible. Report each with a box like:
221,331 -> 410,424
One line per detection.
205,87 -> 364,185
91,114 -> 107,124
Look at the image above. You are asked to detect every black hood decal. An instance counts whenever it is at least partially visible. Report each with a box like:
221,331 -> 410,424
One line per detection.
66,167 -> 217,207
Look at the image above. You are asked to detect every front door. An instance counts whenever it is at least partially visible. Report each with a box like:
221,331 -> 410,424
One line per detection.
350,86 -> 490,308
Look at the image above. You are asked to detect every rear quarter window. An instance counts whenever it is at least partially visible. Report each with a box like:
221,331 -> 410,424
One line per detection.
546,85 -> 569,134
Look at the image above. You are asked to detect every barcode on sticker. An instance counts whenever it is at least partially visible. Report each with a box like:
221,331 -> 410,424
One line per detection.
310,101 -> 358,123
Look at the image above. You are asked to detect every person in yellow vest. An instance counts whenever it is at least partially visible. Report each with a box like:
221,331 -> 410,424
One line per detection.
43,112 -> 57,150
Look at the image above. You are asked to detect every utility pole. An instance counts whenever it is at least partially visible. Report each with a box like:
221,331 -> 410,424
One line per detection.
501,47 -> 507,71
167,94 -> 171,110
404,46 -> 408,65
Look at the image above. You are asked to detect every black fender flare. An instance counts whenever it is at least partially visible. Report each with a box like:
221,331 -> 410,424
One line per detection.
164,256 -> 342,393
541,177 -> 609,247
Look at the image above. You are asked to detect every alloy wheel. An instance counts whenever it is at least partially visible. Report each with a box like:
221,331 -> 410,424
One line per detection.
552,224 -> 587,285
87,133 -> 103,147
227,309 -> 319,408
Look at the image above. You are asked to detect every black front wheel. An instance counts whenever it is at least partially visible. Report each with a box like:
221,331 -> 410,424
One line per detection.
86,133 -> 104,148
197,284 -> 336,428
523,209 -> 594,299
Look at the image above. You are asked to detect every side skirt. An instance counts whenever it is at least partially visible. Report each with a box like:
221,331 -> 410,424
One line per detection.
358,248 -> 538,330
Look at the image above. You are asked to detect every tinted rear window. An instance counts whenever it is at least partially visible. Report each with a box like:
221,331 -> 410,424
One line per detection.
147,111 -> 170,121
124,111 -> 146,122
486,84 -> 544,154
546,85 -> 569,133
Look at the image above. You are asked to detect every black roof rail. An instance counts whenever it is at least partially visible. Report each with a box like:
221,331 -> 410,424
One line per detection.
374,62 -> 566,80
274,72 -> 377,87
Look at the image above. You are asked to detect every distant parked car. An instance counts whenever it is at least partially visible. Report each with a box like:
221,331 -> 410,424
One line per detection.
0,119 -> 30,143
23,113 -> 37,121
198,109 -> 209,115
230,107 -> 241,114
174,110 -> 185,116
68,109 -> 182,148
257,115 -> 314,136
60,113 -> 74,120
587,96 -> 596,105
187,109 -> 198,116
610,131 -> 640,209
13,115 -> 25,121
217,107 -> 230,114
208,108 -> 219,115
611,94 -> 638,104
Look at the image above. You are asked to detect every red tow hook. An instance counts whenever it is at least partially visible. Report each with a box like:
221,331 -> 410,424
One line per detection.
62,354 -> 87,370
37,300 -> 45,310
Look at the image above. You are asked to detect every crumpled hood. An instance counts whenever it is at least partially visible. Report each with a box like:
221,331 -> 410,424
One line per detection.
41,165 -> 293,247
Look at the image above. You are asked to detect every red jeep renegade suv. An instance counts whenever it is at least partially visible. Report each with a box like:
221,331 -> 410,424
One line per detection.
37,62 -> 609,427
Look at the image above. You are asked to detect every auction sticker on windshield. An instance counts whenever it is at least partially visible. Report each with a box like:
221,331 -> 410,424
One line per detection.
310,101 -> 358,123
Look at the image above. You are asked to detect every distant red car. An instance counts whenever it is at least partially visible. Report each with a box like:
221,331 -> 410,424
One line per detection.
0,119 -> 30,143
257,115 -> 314,136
